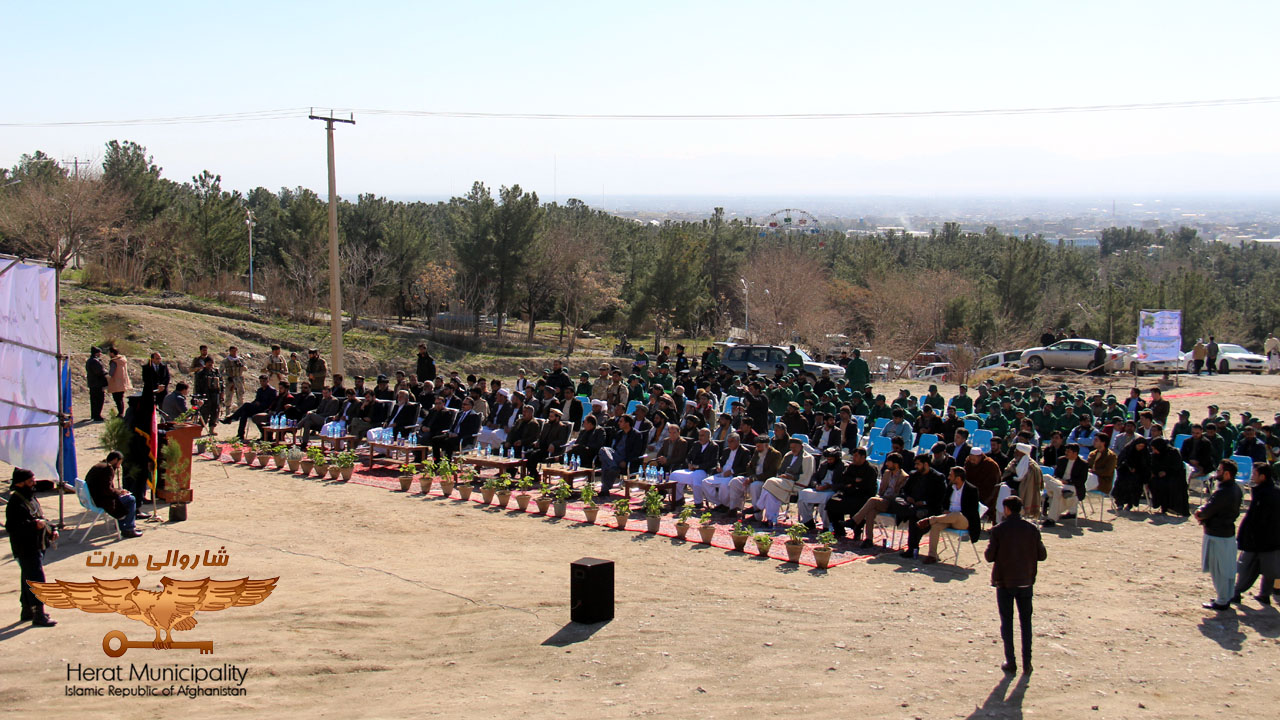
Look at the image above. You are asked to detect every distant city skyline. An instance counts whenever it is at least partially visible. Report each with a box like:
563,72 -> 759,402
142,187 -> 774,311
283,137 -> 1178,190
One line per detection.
4,1 -> 1279,199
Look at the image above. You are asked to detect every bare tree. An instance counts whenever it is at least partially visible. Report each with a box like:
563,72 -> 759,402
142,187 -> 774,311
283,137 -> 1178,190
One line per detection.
0,170 -> 127,269
340,243 -> 389,329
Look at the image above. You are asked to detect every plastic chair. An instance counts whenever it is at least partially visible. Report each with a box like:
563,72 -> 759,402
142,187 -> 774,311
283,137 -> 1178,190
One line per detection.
853,415 -> 866,436
626,400 -> 641,415
915,433 -> 938,452
1079,446 -> 1091,461
576,396 -> 592,421
971,429 -> 993,453
791,433 -> 810,446
1231,455 -> 1254,486
722,395 -> 740,413
873,417 -> 890,430
868,436 -> 893,465
1084,472 -> 1115,521
1042,466 -> 1055,478
940,527 -> 983,566
876,513 -> 905,549
963,419 -> 979,433
73,481 -> 120,543
1172,434 -> 1190,451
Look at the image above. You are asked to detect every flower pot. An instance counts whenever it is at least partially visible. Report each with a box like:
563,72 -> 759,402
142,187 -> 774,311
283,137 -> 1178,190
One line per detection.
259,455 -> 272,467
535,497 -> 552,514
398,474 -> 414,492
697,525 -> 717,544
553,500 -> 567,518
754,538 -> 774,557
340,466 -> 353,482
813,547 -> 833,570
458,484 -> 473,501
496,491 -> 512,509
299,460 -> 314,475
515,494 -> 531,511
731,533 -> 750,552
274,453 -> 287,468
481,487 -> 496,505
287,459 -> 301,473
314,464 -> 330,479
244,452 -> 257,465
418,475 -> 433,494
675,522 -> 690,541
785,541 -> 805,563
614,513 -> 628,529
229,450 -> 243,463
440,479 -> 456,497
583,506 -> 600,524
645,515 -> 661,533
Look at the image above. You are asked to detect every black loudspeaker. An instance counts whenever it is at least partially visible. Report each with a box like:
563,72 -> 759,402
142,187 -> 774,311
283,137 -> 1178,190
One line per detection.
570,557 -> 614,624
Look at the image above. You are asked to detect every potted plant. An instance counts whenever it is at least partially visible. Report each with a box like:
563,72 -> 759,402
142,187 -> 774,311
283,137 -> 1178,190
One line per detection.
580,482 -> 599,524
440,467 -> 458,498
534,480 -> 554,515
752,532 -> 774,557
696,511 -> 717,543
674,505 -> 693,541
552,480 -> 573,518
612,496 -> 630,529
311,450 -> 330,479
243,443 -> 258,465
730,521 -> 752,552
301,446 -> 321,476
456,469 -> 474,501
228,440 -> 244,464
784,523 -> 807,563
272,444 -> 288,468
813,531 -> 836,570
389,462 -> 413,492
285,447 -> 304,473
194,437 -> 212,458
415,460 -> 435,493
642,488 -> 663,532
495,473 -> 513,509
481,475 -> 499,505
333,451 -> 357,481
514,475 -> 534,511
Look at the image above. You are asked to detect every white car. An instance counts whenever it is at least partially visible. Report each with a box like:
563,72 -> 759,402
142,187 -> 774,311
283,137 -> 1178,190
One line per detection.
1184,343 -> 1266,375
912,362 -> 953,380
1115,344 -> 1182,376
975,350 -> 1023,371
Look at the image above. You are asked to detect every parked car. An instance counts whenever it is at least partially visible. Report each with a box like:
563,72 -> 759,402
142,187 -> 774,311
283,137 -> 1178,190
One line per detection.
1115,344 -> 1183,376
974,350 -> 1024,372
1019,339 -> 1123,372
1183,343 -> 1265,375
716,343 -> 846,378
912,362 -> 954,380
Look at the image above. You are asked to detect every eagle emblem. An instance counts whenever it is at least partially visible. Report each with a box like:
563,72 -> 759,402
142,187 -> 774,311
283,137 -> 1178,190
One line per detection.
27,577 -> 277,657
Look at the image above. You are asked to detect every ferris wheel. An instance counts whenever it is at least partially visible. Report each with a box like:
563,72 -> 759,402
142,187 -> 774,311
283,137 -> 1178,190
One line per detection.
758,208 -> 821,235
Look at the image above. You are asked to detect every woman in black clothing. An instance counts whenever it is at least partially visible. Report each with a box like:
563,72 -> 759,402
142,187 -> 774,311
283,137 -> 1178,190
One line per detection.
1114,436 -> 1150,511
1149,438 -> 1190,516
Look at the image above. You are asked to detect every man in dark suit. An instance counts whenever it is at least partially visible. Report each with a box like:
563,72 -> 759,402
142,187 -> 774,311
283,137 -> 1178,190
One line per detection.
570,414 -> 608,469
297,385 -> 343,446
222,374 -> 278,441
85,346 -> 109,421
346,390 -> 389,442
702,433 -> 753,511
524,407 -> 571,475
504,405 -> 541,458
900,455 -> 948,559
84,451 -> 143,538
597,414 -> 644,497
918,466 -> 982,564
985,495 -> 1047,674
382,390 -> 421,440
1053,442 -> 1090,518
141,351 -> 172,405
947,428 -> 973,466
431,396 -> 480,460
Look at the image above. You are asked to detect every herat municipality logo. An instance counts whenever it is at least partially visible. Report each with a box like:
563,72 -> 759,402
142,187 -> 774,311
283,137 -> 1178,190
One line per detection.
29,576 -> 277,657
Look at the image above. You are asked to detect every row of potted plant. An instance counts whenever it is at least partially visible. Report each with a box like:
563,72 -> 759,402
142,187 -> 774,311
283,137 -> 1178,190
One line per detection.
198,438 -> 357,481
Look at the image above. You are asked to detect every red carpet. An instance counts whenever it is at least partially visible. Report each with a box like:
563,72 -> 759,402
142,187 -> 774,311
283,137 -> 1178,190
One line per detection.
205,448 -> 923,571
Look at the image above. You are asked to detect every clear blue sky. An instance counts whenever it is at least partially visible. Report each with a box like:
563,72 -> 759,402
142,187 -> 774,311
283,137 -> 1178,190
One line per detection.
3,1 -> 1278,199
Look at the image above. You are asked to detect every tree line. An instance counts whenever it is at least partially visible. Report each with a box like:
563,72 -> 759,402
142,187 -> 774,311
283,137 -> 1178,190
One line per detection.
1,140 -> 1276,359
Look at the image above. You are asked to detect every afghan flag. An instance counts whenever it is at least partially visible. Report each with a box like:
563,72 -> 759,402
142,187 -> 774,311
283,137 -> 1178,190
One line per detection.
134,407 -> 158,491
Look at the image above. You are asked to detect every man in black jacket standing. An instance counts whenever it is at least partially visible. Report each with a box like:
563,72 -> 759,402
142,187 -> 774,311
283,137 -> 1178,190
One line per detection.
985,496 -> 1047,674
415,343 -> 436,383
85,346 -> 108,421
5,468 -> 58,626
1196,459 -> 1244,611
1233,463 -> 1280,606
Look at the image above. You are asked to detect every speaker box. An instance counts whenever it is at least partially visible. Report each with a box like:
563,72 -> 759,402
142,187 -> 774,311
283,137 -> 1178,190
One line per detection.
570,557 -> 614,624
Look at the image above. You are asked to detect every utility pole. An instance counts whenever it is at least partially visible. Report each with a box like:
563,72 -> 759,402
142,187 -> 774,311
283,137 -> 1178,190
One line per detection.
309,109 -> 355,375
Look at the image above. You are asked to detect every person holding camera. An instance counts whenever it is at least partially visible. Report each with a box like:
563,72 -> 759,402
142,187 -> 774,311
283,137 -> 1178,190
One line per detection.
5,468 -> 58,626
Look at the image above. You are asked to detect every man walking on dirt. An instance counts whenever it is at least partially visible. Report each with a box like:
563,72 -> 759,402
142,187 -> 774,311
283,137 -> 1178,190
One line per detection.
1206,336 -> 1219,375
985,496 -> 1047,674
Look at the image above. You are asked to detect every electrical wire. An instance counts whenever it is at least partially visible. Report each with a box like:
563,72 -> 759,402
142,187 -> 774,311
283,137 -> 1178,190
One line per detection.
2,96 -> 1277,127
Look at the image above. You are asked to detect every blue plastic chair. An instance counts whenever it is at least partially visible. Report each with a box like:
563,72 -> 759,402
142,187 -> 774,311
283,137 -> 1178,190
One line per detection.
1231,455 -> 1254,485
73,481 -> 119,542
963,418 -> 979,433
915,433 -> 938,452
722,395 -> 740,413
792,433 -> 810,446
1042,466 -> 1055,478
873,417 -> 890,430
1172,434 -> 1190,451
626,400 -> 641,415
868,435 -> 893,465
1079,446 -> 1091,461
971,429 -> 993,453
853,415 -> 866,436
577,395 -> 592,420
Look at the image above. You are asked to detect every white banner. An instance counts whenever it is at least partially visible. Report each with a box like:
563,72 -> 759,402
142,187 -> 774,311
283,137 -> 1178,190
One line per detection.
0,261 -> 60,480
1137,310 -> 1183,363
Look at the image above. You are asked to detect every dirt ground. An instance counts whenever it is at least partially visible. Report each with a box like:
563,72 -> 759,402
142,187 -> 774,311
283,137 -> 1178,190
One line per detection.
1,373 -> 1278,718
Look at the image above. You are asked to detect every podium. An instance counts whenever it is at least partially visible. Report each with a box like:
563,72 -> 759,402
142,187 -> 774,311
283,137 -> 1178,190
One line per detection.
158,422 -> 201,521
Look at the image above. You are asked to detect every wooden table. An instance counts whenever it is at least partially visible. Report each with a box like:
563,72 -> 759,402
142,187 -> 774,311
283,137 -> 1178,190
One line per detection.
539,464 -> 594,489
318,435 -> 358,452
261,426 -> 299,446
458,454 -> 526,476
367,441 -> 429,469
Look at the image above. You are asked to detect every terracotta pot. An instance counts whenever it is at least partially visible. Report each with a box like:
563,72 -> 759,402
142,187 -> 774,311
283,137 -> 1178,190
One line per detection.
535,498 -> 552,514
731,533 -> 750,552
754,538 -> 774,557
496,491 -> 512,509
287,459 -> 301,473
515,494 -> 531,511
553,501 -> 567,518
614,513 -> 628,529
399,475 -> 414,492
419,476 -> 433,494
646,516 -> 661,533
340,466 -> 353,482
274,454 -> 287,467
698,526 -> 717,543
440,479 -> 456,497
785,541 -> 805,563
314,464 -> 329,479
244,452 -> 257,465
583,506 -> 600,524
328,466 -> 341,479
229,451 -> 243,463
260,455 -> 273,467
299,460 -> 314,475
813,547 -> 833,570
481,488 -> 496,505
457,485 -> 473,501
675,522 -> 690,540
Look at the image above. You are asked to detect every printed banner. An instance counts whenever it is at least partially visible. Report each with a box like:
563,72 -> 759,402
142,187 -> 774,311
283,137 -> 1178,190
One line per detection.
0,260 -> 60,480
1137,310 -> 1183,363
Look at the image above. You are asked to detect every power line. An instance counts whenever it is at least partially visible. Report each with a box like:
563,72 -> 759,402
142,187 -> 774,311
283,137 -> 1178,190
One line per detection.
1,96 -> 1278,128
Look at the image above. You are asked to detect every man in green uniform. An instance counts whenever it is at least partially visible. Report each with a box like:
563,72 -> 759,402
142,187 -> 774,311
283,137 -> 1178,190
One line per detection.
785,345 -> 804,374
923,384 -> 946,411
575,372 -> 593,398
846,349 -> 871,390
950,384 -> 974,415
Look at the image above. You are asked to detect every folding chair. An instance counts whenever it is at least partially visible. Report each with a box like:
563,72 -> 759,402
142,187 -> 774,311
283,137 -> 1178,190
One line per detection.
875,513 -> 905,549
940,527 -> 983,567
73,481 -> 120,543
